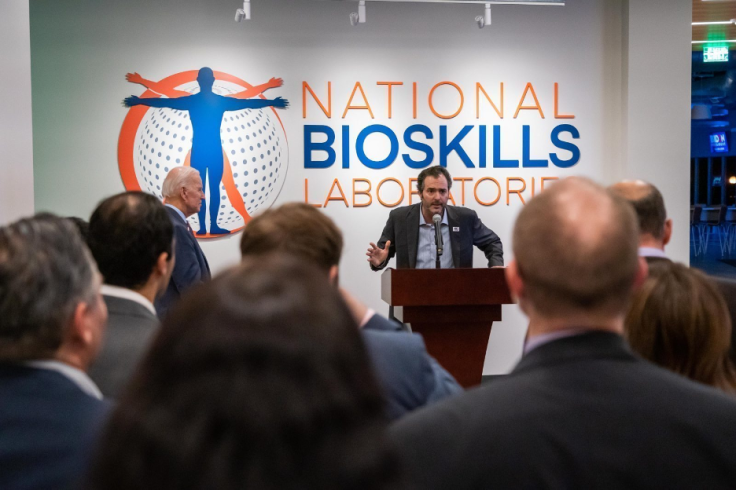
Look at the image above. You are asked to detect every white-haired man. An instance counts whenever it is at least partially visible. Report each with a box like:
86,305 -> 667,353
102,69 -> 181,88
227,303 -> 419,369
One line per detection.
155,166 -> 210,318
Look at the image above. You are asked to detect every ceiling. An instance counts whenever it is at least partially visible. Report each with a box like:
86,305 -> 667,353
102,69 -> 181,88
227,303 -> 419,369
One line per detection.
693,0 -> 736,50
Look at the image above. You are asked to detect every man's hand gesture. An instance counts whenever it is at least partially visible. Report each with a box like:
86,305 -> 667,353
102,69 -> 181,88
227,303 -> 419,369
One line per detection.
366,241 -> 391,268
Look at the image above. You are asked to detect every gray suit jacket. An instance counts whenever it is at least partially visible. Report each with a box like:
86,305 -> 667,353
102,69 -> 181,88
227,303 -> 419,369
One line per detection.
362,313 -> 462,420
88,295 -> 159,399
371,204 -> 503,270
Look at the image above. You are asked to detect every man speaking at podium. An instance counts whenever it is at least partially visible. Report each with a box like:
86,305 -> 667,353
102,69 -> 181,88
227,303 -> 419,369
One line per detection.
367,166 -> 504,271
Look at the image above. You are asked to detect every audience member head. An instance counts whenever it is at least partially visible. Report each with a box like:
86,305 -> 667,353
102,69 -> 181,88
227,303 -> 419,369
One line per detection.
507,177 -> 646,333
88,256 -> 401,490
162,166 -> 204,217
625,260 -> 736,393
67,217 -> 90,243
88,192 -> 174,301
0,214 -> 106,370
608,180 -> 671,251
240,202 -> 343,282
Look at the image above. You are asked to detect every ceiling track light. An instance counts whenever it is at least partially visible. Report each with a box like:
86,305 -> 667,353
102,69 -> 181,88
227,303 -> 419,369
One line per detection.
331,0 -> 564,29
475,3 -> 491,28
235,0 -> 251,22
350,1 -> 367,26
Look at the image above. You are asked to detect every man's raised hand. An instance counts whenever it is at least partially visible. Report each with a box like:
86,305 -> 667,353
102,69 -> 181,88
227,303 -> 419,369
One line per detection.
366,240 -> 391,268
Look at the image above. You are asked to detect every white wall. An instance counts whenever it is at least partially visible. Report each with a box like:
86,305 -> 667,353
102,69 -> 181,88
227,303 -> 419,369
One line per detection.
622,0 -> 692,264
0,0 -> 34,224
25,0 -> 693,374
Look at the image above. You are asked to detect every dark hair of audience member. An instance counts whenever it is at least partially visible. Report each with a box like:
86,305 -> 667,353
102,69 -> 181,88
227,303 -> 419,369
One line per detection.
0,214 -> 97,360
625,260 -> 736,394
416,165 -> 452,193
87,256 -> 403,490
88,192 -> 173,289
240,202 -> 343,273
66,216 -> 90,243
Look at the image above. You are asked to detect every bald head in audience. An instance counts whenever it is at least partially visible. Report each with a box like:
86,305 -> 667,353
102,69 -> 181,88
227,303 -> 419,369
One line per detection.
507,177 -> 647,334
609,180 -> 672,254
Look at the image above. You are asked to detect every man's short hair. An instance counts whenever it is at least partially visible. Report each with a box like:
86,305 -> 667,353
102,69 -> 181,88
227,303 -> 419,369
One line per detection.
66,217 -> 89,242
240,203 -> 343,273
513,177 -> 640,317
162,166 -> 199,199
88,192 -> 174,290
609,181 -> 667,239
0,214 -> 98,360
417,166 -> 453,193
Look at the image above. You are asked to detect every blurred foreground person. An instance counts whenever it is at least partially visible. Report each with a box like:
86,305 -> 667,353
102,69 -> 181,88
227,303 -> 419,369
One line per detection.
392,177 -> 736,490
0,215 -> 109,490
88,257 -> 403,490
240,202 -> 461,419
626,260 -> 736,394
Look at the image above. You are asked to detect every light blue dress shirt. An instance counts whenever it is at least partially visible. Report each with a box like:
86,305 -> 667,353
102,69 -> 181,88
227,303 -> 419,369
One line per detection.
165,203 -> 187,223
416,209 -> 454,269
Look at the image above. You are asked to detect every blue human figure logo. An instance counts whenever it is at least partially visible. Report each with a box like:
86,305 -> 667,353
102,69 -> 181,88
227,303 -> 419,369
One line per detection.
124,67 -> 289,235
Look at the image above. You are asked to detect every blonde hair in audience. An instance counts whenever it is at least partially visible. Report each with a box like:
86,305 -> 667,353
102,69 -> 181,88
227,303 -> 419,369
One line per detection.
625,261 -> 736,394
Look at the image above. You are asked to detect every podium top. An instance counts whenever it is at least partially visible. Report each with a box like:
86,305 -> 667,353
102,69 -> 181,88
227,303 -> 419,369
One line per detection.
381,268 -> 514,307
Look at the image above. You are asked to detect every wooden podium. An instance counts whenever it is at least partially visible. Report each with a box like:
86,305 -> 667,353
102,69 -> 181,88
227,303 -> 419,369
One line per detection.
381,268 -> 513,388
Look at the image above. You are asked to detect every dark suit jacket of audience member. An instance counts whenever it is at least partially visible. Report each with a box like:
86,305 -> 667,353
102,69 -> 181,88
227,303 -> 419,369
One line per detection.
713,275 -> 736,364
0,364 -> 110,490
88,294 -> 159,398
391,332 -> 736,490
361,313 -> 462,420
371,203 -> 503,270
155,206 -> 211,319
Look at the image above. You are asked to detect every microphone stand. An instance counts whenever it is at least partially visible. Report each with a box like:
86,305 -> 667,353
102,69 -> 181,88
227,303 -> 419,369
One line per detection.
434,217 -> 443,270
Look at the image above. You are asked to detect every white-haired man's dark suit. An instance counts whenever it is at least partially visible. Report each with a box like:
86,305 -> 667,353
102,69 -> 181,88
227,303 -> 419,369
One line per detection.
155,205 -> 210,318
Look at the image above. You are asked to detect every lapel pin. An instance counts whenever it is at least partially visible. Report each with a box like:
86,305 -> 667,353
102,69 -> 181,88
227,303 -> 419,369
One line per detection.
453,227 -> 460,232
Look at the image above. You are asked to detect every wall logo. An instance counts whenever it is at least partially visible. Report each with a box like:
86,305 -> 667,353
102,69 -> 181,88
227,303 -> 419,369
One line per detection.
118,68 -> 289,238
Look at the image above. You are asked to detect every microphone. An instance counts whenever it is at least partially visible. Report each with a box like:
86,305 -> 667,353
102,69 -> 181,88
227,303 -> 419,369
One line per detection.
433,214 -> 443,257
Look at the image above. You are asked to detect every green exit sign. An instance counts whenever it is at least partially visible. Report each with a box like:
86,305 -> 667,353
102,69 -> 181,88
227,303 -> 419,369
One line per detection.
704,46 -> 729,63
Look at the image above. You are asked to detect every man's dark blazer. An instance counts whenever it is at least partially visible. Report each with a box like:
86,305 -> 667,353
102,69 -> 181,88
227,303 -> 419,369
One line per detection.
0,364 -> 110,490
155,206 -> 211,318
391,332 -> 736,490
361,313 -> 462,420
88,294 -> 159,398
371,204 -> 503,270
